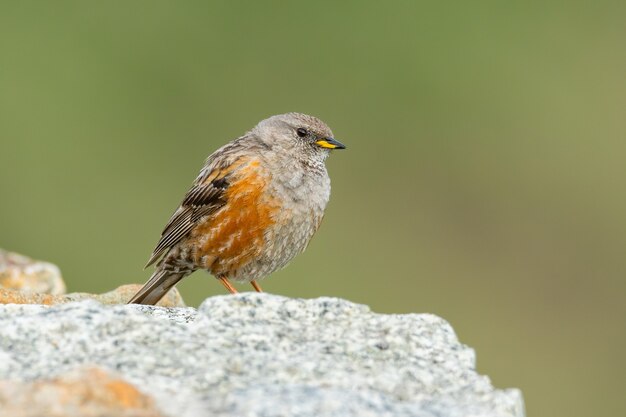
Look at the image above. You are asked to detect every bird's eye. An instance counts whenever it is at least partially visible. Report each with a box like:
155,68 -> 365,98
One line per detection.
296,128 -> 308,137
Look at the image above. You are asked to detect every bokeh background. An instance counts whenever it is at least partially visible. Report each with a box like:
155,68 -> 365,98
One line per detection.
1,2 -> 625,416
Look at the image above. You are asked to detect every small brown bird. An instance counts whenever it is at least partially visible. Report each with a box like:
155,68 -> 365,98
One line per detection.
129,113 -> 345,305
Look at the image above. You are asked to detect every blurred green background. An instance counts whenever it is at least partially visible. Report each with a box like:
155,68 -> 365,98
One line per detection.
1,1 -> 625,416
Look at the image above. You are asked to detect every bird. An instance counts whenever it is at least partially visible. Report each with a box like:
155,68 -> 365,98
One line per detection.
128,112 -> 345,305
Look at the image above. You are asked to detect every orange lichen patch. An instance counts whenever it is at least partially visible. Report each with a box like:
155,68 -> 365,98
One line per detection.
0,367 -> 163,417
0,288 -> 56,305
0,275 -> 24,290
190,160 -> 280,275
104,379 -> 150,408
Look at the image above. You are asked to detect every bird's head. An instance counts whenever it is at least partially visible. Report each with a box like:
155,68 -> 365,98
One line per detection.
253,112 -> 346,162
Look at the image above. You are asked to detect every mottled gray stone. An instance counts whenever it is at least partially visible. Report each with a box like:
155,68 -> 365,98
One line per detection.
0,249 -> 66,294
0,294 -> 524,417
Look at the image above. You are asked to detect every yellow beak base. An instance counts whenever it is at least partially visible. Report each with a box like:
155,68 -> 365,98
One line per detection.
315,138 -> 346,150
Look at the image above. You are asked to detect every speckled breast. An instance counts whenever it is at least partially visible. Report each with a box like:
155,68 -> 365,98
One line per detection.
214,160 -> 330,283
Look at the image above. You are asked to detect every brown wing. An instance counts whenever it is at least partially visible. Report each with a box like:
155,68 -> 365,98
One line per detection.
144,153 -> 251,268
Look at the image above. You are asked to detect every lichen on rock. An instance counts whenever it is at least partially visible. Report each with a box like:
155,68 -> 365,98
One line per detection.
0,367 -> 164,417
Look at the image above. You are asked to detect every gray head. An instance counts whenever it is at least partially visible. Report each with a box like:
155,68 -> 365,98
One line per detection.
252,113 -> 346,162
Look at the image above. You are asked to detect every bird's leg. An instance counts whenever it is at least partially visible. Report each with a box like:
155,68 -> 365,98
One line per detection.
218,276 -> 238,294
251,280 -> 263,292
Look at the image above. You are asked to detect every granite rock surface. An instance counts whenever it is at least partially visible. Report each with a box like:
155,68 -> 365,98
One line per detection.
0,294 -> 524,417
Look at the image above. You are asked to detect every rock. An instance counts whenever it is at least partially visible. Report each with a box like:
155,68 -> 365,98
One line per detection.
0,294 -> 525,417
0,249 -> 182,307
63,284 -> 186,307
0,367 -> 164,417
0,249 -> 66,294
0,284 -> 185,307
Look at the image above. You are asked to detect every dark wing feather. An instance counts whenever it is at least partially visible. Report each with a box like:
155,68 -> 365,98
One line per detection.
145,170 -> 230,268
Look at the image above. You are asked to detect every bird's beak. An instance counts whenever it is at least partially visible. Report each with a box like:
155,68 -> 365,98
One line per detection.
315,137 -> 346,150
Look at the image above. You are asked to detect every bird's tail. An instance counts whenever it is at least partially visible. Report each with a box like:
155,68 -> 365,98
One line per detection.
128,268 -> 188,305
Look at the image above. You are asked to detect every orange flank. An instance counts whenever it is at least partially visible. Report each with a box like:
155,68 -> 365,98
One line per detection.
190,160 -> 280,275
